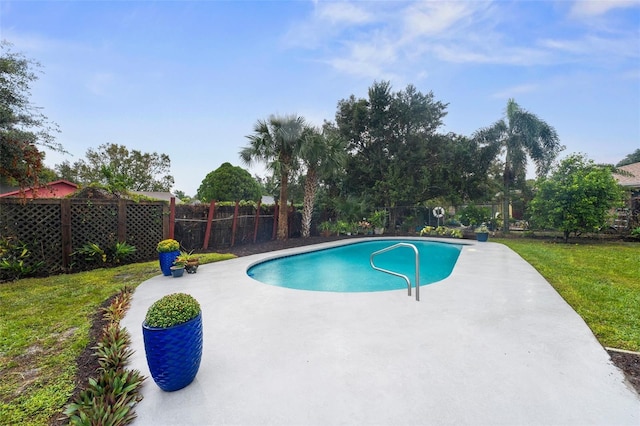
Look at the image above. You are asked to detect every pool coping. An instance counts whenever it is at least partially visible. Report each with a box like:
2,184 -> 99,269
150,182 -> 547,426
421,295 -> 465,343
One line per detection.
121,238 -> 640,425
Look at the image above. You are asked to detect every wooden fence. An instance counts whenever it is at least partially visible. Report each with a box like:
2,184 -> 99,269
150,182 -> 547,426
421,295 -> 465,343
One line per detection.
0,197 -> 298,276
0,198 -> 167,275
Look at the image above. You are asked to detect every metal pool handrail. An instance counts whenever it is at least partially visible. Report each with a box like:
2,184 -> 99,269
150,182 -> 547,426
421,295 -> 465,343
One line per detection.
370,242 -> 420,301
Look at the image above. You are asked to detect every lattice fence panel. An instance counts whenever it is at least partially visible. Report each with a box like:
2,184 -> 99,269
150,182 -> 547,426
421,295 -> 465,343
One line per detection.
0,199 -> 62,275
70,201 -> 119,270
126,202 -> 164,261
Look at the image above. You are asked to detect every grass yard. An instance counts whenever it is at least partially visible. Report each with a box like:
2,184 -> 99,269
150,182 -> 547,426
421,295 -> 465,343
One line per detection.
495,238 -> 640,352
0,252 -> 235,426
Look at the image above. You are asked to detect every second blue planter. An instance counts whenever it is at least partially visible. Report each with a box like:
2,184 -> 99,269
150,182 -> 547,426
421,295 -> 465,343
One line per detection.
158,251 -> 180,276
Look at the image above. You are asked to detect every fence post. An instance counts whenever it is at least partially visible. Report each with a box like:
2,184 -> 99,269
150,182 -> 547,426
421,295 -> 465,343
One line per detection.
202,200 -> 216,250
253,200 -> 261,243
117,199 -> 127,242
231,200 -> 240,247
169,197 -> 176,239
61,199 -> 72,270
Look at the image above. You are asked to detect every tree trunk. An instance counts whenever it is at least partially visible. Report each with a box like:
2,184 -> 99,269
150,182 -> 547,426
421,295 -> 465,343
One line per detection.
503,168 -> 510,233
301,168 -> 317,238
277,171 -> 289,240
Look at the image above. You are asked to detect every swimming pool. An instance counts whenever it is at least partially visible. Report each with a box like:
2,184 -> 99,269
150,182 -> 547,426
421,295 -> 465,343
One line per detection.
247,239 -> 462,292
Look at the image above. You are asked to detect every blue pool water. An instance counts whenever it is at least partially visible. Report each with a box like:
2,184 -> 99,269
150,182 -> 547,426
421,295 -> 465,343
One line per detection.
247,239 -> 462,292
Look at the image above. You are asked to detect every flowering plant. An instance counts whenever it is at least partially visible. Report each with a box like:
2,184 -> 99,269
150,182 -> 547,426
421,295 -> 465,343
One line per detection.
157,239 -> 180,253
420,225 -> 462,239
358,220 -> 371,229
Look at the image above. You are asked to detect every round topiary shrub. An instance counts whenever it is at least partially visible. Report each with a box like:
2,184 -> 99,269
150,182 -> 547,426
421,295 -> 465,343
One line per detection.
144,293 -> 201,328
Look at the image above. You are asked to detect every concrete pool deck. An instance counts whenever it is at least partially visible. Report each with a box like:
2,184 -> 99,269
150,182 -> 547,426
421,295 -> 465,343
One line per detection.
121,238 -> 640,425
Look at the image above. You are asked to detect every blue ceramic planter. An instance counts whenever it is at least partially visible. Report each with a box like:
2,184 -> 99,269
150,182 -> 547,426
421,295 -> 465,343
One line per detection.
476,232 -> 489,242
143,312 -> 203,392
158,251 -> 180,276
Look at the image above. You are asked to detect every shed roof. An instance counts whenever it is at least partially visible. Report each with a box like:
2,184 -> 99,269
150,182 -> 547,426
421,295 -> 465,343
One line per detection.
614,162 -> 640,188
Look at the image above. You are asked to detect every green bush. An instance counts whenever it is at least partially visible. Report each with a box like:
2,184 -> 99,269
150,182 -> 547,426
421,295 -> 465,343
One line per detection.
144,293 -> 201,328
458,205 -> 491,227
74,242 -> 137,266
0,237 -> 44,281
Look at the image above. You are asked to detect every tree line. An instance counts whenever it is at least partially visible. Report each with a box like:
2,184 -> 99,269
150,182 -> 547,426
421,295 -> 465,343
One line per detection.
2,42 -> 633,242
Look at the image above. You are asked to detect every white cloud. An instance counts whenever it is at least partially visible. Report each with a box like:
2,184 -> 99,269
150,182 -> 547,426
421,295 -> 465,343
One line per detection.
431,43 -> 551,66
326,36 -> 400,80
286,0 -> 490,80
570,0 -> 639,17
540,34 -> 640,61
317,2 -> 373,25
402,2 -> 476,38
285,0 -> 639,85
491,84 -> 539,99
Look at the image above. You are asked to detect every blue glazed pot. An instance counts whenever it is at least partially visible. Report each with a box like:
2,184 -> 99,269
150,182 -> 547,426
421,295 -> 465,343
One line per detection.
158,251 -> 180,276
143,312 -> 203,392
476,232 -> 489,242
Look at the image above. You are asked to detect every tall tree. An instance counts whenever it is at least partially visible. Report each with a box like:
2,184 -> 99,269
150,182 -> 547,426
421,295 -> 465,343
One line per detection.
474,98 -> 563,232
336,81 -> 448,208
240,114 -> 306,240
528,154 -> 624,242
0,41 -> 63,190
299,124 -> 347,238
617,149 -> 640,167
55,143 -> 174,193
196,162 -> 261,202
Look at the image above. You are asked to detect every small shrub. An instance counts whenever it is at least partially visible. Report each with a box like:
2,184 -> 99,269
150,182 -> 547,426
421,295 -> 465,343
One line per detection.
0,237 -> 44,281
75,243 -> 107,263
64,369 -> 145,425
64,287 -> 144,426
74,242 -> 136,266
458,205 -> 491,227
419,226 -> 462,239
144,293 -> 201,328
111,242 -> 137,264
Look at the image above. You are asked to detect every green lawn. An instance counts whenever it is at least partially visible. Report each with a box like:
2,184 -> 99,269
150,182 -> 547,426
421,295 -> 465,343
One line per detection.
495,238 -> 640,352
0,252 -> 234,426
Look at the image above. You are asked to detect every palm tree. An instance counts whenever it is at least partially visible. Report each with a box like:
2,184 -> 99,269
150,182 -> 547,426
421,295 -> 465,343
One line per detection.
299,125 -> 347,238
240,114 -> 306,240
474,99 -> 563,232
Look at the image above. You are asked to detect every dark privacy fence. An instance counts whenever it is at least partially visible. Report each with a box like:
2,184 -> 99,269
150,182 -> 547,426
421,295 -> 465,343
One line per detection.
173,202 -> 301,251
0,198 -> 296,276
0,198 -> 167,274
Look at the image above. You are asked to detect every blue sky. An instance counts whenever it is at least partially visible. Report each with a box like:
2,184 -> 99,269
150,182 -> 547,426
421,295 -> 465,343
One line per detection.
2,0 -> 639,196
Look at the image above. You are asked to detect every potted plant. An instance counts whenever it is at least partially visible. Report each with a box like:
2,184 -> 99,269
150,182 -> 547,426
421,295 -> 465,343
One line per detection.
142,293 -> 203,392
336,220 -> 350,235
170,258 -> 186,277
176,250 -> 199,274
475,225 -> 490,242
157,239 -> 180,276
318,221 -> 333,237
370,210 -> 386,235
